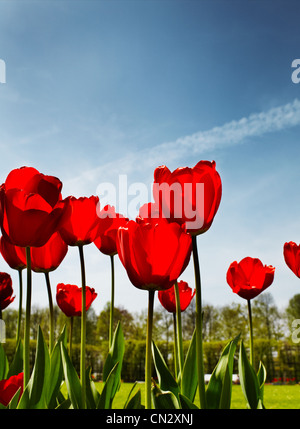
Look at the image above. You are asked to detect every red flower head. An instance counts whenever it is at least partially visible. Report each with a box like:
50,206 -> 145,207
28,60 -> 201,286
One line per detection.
136,202 -> 167,226
56,283 -> 97,317
0,166 -> 65,247
94,205 -> 129,256
30,231 -> 68,273
158,280 -> 195,313
59,196 -> 100,246
0,235 -> 26,271
153,160 -> 222,235
283,241 -> 300,278
116,220 -> 192,291
0,373 -> 23,407
0,272 -> 15,310
226,257 -> 275,300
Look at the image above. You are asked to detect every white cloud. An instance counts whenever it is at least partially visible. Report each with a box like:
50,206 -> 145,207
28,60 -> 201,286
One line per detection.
63,98 -> 300,199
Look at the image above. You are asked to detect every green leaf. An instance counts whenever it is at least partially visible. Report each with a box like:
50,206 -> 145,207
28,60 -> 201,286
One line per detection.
0,342 -> 8,380
86,367 -> 100,409
179,393 -> 199,409
8,387 -> 22,409
238,340 -> 261,409
180,328 -> 197,402
206,334 -> 240,409
18,326 -> 50,409
98,362 -> 119,409
60,342 -> 83,409
7,340 -> 23,378
125,389 -> 144,409
46,328 -> 66,408
257,361 -> 267,400
151,341 -> 179,398
103,322 -> 125,402
151,383 -> 180,409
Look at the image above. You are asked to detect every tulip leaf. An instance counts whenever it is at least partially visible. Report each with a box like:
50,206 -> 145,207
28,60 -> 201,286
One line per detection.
257,361 -> 267,401
123,382 -> 144,409
86,367 -> 100,409
238,340 -> 262,409
151,383 -> 180,409
180,328 -> 197,402
103,321 -> 125,402
46,327 -> 66,408
18,326 -> 50,409
206,334 -> 240,409
8,387 -> 22,409
60,341 -> 83,409
0,342 -> 8,380
98,362 -> 119,409
7,339 -> 23,378
151,341 -> 179,399
179,393 -> 199,409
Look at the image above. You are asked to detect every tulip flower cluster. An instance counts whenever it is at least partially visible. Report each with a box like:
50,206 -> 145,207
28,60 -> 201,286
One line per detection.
0,160 -> 297,411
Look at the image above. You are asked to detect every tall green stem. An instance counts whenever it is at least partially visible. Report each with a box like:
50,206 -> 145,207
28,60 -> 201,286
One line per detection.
109,254 -> 115,348
44,272 -> 54,353
174,280 -> 184,379
24,247 -> 32,388
69,316 -> 74,360
247,299 -> 254,366
172,313 -> 179,379
16,269 -> 23,344
78,244 -> 86,409
145,290 -> 155,410
192,235 -> 206,409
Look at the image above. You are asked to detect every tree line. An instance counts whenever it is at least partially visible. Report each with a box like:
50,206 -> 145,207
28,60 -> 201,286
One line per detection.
2,292 -> 300,382
2,292 -> 296,343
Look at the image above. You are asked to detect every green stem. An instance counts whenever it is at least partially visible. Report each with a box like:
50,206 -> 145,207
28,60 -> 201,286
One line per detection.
172,313 -> 179,380
247,299 -> 254,366
145,290 -> 155,410
109,255 -> 115,348
44,272 -> 54,353
192,235 -> 206,409
78,244 -> 86,409
69,316 -> 74,360
174,280 -> 184,379
24,247 -> 32,388
16,269 -> 23,344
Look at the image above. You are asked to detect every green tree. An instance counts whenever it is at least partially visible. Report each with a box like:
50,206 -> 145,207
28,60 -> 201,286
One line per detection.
96,302 -> 135,341
218,302 -> 248,341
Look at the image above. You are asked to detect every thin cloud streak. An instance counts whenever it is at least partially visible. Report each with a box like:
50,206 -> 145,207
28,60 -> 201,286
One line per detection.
63,99 -> 300,197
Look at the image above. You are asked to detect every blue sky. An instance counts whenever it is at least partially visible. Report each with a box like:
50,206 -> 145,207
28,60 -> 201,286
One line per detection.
1,0 -> 300,316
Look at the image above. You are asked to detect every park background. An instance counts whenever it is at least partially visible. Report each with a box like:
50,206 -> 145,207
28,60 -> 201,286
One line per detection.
1,0 -> 300,385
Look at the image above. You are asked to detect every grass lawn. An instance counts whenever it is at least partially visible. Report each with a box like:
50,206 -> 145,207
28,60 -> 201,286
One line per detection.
61,381 -> 300,408
111,382 -> 300,409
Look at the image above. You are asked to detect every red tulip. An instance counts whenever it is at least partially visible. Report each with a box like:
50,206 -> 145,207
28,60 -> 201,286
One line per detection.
153,160 -> 222,235
0,373 -> 23,407
136,202 -> 167,226
283,241 -> 300,278
0,167 -> 65,248
158,280 -> 195,313
0,272 -> 14,310
0,235 -> 26,271
117,220 -> 192,291
59,196 -> 100,246
56,283 -> 97,317
30,231 -> 68,273
94,205 -> 128,256
226,257 -> 275,300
